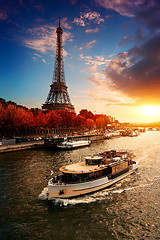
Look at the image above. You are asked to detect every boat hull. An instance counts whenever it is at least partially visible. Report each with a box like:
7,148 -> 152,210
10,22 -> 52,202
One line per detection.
47,163 -> 138,200
57,143 -> 91,150
57,141 -> 91,150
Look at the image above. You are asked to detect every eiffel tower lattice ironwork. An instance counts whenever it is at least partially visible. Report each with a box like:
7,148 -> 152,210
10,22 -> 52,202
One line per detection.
42,22 -> 75,112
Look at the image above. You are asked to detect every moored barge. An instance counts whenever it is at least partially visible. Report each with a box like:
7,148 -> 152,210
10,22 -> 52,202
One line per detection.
46,150 -> 138,200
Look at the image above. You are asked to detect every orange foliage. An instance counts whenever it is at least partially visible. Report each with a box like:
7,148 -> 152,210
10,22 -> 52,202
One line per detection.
33,111 -> 48,128
95,114 -> 110,130
46,111 -> 62,128
0,100 -> 114,137
85,118 -> 95,129
56,110 -> 76,128
75,115 -> 86,128
79,109 -> 95,120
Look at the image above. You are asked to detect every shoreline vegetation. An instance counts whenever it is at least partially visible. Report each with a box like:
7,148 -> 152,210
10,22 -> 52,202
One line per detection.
0,98 -> 117,139
1,97 -> 160,142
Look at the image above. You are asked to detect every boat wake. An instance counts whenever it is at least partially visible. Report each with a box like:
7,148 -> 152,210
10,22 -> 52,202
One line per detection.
38,187 -> 48,200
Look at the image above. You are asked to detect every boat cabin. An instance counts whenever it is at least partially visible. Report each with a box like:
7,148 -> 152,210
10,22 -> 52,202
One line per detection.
85,156 -> 103,165
53,150 -> 131,184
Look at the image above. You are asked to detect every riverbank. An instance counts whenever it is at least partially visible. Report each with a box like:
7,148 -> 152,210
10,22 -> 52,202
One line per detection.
0,130 -> 138,153
0,133 -> 106,153
0,141 -> 44,153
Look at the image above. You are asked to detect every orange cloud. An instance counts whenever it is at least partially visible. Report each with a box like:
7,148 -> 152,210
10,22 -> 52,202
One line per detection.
80,54 -> 110,66
95,0 -> 152,17
59,17 -> 72,30
73,10 -> 104,26
105,35 -> 160,105
22,24 -> 73,54
85,27 -> 99,33
85,40 -> 97,49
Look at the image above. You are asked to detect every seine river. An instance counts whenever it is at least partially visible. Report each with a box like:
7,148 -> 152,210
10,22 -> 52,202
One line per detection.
0,131 -> 159,240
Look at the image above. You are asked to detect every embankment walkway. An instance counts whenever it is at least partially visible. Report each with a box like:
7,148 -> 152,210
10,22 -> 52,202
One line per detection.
0,141 -> 44,154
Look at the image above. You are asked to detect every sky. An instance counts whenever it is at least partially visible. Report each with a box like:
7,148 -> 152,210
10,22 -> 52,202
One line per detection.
0,0 -> 160,122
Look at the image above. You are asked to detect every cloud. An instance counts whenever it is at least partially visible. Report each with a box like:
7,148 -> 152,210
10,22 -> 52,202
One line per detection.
105,15 -> 113,19
85,27 -> 99,33
80,54 -> 110,66
33,53 -> 42,58
97,98 -> 136,106
59,17 -> 72,30
86,65 -> 98,72
32,53 -> 47,64
79,40 -> 96,51
82,75 -> 136,106
95,0 -> 154,17
42,58 -> 46,63
22,24 -> 73,54
135,1 -> 160,32
88,71 -> 106,86
79,52 -> 135,106
104,35 -> 160,105
119,35 -> 133,46
73,10 -> 104,26
85,40 -> 97,49
83,11 -> 104,24
135,28 -> 145,42
73,17 -> 85,26
93,0 -> 160,106
0,11 -> 8,21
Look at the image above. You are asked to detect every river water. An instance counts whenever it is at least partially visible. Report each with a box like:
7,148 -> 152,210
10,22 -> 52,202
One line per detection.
0,131 -> 159,240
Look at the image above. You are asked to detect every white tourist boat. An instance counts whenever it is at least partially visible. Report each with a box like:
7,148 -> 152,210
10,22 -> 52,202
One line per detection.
46,150 -> 138,200
57,140 -> 91,150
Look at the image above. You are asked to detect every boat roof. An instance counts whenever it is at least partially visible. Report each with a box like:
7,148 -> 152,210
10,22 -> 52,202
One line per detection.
59,150 -> 130,174
59,161 -> 107,174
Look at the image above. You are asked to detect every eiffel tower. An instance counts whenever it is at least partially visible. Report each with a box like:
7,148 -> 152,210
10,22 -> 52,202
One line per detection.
42,22 -> 75,112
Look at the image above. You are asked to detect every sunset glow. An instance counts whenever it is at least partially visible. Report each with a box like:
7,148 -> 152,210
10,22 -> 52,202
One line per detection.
141,106 -> 160,116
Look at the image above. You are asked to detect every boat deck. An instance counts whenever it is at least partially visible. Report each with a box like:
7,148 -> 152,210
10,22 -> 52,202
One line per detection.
59,161 -> 108,174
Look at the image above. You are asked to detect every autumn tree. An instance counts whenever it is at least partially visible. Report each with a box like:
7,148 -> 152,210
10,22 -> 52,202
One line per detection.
33,111 -> 48,128
74,115 -> 86,129
79,109 -> 95,120
95,114 -> 110,132
13,108 -> 34,133
57,110 -> 76,128
46,111 -> 62,128
2,104 -> 17,135
0,104 -> 33,136
85,118 -> 95,130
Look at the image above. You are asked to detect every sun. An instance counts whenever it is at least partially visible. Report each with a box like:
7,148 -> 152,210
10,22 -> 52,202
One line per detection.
141,105 -> 160,116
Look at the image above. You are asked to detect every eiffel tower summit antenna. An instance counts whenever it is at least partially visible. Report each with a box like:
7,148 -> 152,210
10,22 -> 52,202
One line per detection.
42,21 -> 75,112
